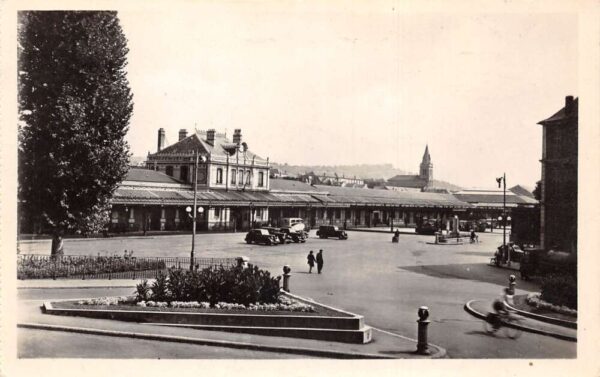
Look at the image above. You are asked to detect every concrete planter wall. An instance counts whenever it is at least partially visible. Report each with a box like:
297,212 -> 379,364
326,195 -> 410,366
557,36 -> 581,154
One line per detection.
43,291 -> 372,344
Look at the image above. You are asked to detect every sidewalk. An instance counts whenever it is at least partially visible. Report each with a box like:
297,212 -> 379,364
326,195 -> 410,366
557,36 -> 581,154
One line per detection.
347,227 -> 416,234
17,281 -> 446,359
464,299 -> 576,342
18,278 -> 147,289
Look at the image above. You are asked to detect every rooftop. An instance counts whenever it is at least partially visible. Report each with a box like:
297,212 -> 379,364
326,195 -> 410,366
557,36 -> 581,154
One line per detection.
150,130 -> 267,164
124,168 -> 184,184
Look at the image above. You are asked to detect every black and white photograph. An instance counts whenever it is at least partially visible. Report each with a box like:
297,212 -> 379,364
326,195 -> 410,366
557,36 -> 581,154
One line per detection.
1,0 -> 600,376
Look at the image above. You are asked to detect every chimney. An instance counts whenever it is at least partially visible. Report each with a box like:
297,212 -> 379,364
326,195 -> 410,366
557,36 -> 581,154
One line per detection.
233,128 -> 242,145
157,128 -> 165,152
206,129 -> 216,145
178,129 -> 188,141
565,95 -> 575,115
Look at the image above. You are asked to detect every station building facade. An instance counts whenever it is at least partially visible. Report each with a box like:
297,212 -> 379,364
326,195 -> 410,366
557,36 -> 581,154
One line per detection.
102,127 -> 540,235
107,128 -> 481,233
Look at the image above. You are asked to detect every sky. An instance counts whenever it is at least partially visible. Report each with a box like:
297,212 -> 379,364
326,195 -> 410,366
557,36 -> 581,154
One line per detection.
118,5 -> 578,189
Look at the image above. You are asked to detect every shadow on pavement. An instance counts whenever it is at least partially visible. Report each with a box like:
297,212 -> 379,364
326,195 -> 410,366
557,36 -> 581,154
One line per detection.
456,252 -> 494,257
398,263 -> 540,290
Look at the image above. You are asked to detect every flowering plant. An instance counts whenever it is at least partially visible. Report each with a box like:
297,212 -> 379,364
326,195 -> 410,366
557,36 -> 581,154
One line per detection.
526,293 -> 577,316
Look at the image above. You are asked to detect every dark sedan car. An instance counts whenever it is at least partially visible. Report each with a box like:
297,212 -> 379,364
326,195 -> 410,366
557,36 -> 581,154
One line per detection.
280,228 -> 307,243
261,227 -> 288,244
245,229 -> 279,245
316,225 -> 348,240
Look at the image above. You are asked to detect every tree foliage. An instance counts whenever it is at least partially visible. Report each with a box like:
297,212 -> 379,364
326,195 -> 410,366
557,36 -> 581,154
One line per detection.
18,11 -> 132,250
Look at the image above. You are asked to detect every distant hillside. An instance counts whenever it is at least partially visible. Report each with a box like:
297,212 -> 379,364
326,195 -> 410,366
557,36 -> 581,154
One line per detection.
271,162 -> 462,190
270,163 -> 409,180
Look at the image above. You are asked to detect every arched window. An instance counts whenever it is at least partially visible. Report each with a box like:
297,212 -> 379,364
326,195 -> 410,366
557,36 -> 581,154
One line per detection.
238,170 -> 243,185
246,170 -> 251,185
165,166 -> 174,177
258,172 -> 264,187
216,168 -> 223,184
231,169 -> 237,184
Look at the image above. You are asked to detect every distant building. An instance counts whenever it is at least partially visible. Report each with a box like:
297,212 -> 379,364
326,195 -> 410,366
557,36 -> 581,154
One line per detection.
385,146 -> 460,193
538,96 -> 578,253
299,171 -> 364,186
386,146 -> 433,191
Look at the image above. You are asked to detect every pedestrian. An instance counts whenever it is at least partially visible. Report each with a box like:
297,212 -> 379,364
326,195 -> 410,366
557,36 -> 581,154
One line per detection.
307,250 -> 315,273
316,250 -> 324,274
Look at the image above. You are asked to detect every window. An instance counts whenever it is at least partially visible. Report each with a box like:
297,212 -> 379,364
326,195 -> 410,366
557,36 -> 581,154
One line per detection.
165,166 -> 174,177
231,169 -> 237,184
335,209 -> 341,219
246,170 -> 251,185
180,166 -> 189,182
256,208 -> 263,217
216,168 -> 223,184
238,170 -> 243,185
258,172 -> 264,187
215,207 -> 221,217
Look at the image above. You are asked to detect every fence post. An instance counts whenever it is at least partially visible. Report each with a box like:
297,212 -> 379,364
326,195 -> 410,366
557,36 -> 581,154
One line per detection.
108,258 -> 112,280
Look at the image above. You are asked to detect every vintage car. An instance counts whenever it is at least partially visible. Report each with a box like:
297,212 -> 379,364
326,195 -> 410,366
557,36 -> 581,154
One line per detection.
519,248 -> 577,280
415,219 -> 440,235
260,227 -> 288,244
279,227 -> 307,243
245,229 -> 279,245
316,225 -> 348,240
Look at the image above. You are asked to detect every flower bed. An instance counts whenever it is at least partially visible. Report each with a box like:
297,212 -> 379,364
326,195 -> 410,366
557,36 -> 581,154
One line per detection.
73,295 -> 317,313
525,293 -> 577,317
54,296 -> 330,316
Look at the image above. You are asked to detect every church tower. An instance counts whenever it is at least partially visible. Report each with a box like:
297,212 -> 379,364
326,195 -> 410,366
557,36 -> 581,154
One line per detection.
419,145 -> 433,183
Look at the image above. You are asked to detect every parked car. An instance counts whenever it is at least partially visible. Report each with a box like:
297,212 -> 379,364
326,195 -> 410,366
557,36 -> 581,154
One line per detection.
519,248 -> 576,280
280,217 -> 309,232
415,219 -> 439,235
316,225 -> 348,240
245,229 -> 279,245
261,227 -> 288,244
279,227 -> 307,243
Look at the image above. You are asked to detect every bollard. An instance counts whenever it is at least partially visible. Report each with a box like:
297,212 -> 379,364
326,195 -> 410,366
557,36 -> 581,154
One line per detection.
416,306 -> 431,355
506,274 -> 517,305
508,274 -> 516,294
282,265 -> 291,292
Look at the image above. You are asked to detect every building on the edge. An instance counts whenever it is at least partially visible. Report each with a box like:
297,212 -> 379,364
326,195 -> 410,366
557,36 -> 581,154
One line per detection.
538,96 -> 578,253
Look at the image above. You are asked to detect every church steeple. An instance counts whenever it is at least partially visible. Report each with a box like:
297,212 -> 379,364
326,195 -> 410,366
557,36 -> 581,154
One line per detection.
419,145 -> 433,182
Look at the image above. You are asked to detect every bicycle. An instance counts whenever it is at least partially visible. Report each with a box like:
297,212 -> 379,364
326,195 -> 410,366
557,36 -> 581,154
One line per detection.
483,312 -> 523,339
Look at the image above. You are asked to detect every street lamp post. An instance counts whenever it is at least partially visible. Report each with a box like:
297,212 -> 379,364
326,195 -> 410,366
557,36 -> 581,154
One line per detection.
496,173 -> 511,263
186,151 -> 206,270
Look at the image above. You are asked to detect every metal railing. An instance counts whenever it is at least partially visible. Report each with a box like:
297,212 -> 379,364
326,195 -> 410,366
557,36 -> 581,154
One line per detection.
17,254 -> 239,280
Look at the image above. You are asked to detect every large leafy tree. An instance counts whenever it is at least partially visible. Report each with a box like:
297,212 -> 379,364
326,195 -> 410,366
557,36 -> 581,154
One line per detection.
18,11 -> 133,255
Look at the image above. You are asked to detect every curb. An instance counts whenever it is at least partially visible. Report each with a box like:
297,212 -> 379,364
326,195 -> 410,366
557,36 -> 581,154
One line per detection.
504,300 -> 577,329
463,300 -> 576,342
18,322 -> 395,359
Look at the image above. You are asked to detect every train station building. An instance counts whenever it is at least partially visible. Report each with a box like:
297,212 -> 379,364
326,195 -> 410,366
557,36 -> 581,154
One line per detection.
105,127 -> 538,234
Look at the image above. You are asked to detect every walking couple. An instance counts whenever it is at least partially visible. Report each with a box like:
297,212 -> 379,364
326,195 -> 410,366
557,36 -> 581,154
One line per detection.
307,250 -> 324,274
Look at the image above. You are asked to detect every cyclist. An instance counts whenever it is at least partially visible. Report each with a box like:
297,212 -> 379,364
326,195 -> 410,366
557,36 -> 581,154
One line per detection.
489,288 -> 511,330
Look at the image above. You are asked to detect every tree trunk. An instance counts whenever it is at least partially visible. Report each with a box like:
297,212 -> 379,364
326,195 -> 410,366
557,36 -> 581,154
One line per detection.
51,233 -> 64,256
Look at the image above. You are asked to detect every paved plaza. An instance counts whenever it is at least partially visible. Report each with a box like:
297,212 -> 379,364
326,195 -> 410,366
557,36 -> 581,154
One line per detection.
18,230 -> 576,358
